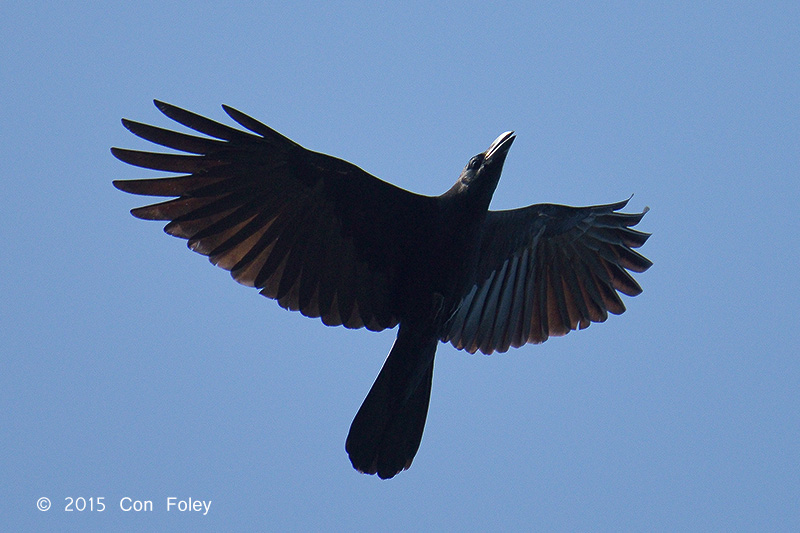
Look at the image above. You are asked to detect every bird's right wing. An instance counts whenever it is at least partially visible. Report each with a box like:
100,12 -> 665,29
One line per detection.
113,101 -> 436,331
443,199 -> 651,354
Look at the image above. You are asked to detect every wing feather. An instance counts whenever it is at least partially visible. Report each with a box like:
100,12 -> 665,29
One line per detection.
444,200 -> 651,354
114,101 -> 436,332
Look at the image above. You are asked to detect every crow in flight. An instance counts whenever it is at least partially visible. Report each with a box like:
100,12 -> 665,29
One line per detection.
113,101 -> 651,479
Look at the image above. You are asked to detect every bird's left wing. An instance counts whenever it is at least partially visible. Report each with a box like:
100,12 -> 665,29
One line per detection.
113,101 -> 436,332
443,199 -> 651,354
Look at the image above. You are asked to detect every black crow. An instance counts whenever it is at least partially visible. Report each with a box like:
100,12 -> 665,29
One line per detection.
113,101 -> 651,479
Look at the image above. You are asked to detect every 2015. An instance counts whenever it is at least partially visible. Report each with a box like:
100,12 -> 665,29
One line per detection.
65,497 -> 105,511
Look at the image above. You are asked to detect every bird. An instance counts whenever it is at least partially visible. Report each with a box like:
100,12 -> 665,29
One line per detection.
112,100 -> 652,479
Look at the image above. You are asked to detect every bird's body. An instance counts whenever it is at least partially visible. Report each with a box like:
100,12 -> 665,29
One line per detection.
113,101 -> 651,479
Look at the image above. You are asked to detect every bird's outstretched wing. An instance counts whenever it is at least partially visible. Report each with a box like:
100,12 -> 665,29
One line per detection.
443,199 -> 652,354
113,101 -> 435,331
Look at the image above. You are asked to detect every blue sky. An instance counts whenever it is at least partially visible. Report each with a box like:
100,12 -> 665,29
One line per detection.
3,2 -> 798,530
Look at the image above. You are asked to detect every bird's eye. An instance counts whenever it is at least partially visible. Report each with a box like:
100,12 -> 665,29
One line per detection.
468,155 -> 483,170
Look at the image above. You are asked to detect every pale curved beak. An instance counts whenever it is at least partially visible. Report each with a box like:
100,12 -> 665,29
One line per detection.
485,131 -> 515,163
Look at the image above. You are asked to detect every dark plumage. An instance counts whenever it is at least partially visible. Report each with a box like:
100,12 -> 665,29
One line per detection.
113,101 -> 652,479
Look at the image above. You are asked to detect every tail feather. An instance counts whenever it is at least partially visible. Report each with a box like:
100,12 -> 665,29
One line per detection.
346,327 -> 438,479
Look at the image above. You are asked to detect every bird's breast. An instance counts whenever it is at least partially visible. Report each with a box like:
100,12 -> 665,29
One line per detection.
393,206 -> 485,327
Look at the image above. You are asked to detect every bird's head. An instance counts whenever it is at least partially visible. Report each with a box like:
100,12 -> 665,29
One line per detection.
453,131 -> 515,198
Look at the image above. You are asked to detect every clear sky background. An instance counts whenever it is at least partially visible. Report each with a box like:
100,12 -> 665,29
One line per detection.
2,2 -> 798,531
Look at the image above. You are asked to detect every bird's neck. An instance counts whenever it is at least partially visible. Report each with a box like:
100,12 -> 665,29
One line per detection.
442,176 -> 498,215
